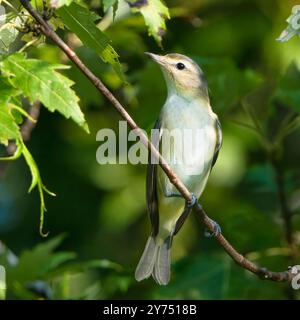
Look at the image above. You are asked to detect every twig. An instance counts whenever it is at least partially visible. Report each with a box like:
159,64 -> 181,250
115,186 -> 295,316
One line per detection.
19,0 -> 298,283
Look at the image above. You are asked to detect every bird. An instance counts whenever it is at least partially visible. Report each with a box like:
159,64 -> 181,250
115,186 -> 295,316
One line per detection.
135,53 -> 222,285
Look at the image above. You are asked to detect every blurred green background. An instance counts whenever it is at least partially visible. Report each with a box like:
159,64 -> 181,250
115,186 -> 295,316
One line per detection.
0,0 -> 300,299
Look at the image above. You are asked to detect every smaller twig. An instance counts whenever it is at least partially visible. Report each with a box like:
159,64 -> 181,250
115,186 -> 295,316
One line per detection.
193,204 -> 294,282
18,37 -> 39,53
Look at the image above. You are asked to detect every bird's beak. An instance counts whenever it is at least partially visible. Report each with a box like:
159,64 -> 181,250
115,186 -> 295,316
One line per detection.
145,52 -> 166,66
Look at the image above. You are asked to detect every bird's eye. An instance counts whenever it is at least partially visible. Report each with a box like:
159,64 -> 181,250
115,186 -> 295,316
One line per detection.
176,62 -> 185,70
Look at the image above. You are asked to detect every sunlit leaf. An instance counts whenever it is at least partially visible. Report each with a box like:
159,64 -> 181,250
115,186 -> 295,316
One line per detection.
0,105 -> 21,146
57,2 -> 124,80
1,53 -> 89,133
127,0 -> 170,45
0,22 -> 19,54
0,78 -> 21,146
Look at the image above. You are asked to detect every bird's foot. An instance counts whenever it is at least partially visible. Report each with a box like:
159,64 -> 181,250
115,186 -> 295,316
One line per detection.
204,218 -> 222,238
187,193 -> 198,208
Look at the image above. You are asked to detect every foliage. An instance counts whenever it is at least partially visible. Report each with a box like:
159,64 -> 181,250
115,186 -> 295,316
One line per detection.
0,235 -> 130,299
57,2 -> 124,79
127,0 -> 170,46
1,53 -> 88,132
0,0 -> 299,300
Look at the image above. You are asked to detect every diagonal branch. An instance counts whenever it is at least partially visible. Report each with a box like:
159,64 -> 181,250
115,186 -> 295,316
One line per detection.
19,0 -> 298,283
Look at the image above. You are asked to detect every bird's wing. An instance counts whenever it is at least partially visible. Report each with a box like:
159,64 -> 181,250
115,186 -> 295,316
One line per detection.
211,117 -> 222,169
146,120 -> 161,236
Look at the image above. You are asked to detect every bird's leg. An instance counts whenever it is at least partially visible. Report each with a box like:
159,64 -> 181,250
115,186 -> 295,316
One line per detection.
204,218 -> 222,238
165,191 -> 221,237
173,193 -> 198,235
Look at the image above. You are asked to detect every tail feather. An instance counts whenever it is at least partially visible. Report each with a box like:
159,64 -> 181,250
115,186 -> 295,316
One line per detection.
152,236 -> 172,285
135,235 -> 173,285
135,236 -> 157,281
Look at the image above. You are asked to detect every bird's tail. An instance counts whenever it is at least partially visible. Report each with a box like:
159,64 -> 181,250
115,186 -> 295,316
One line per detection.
135,235 -> 172,285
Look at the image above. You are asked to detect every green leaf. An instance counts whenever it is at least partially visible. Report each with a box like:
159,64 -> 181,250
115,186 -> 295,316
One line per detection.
155,253 -> 231,299
20,140 -> 55,236
4,235 -> 75,285
103,0 -> 116,11
0,76 -> 18,105
103,0 -> 119,19
0,78 -> 21,146
242,84 -> 275,126
1,53 -> 89,133
128,0 -> 170,45
0,120 -> 18,150
0,22 -> 19,54
199,57 -> 262,112
275,63 -> 300,113
0,11 -> 22,55
57,2 -> 124,79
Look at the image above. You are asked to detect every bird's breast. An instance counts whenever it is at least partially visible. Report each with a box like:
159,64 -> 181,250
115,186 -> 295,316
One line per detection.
159,96 -> 217,178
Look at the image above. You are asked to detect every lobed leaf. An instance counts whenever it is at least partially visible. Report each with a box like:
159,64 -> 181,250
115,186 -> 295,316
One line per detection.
4,235 -> 75,285
127,0 -> 170,46
0,78 -> 21,145
1,53 -> 89,133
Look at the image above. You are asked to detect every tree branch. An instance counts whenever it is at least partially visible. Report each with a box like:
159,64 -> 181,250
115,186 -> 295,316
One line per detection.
19,0 -> 298,283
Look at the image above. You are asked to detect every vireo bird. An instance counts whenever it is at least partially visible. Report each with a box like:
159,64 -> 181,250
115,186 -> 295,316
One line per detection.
135,53 -> 222,285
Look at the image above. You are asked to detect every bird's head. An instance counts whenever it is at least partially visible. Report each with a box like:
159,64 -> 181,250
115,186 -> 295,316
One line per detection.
145,52 -> 209,101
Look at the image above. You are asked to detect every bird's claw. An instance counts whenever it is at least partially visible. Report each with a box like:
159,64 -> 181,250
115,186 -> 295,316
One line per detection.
204,219 -> 222,238
187,193 -> 198,208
